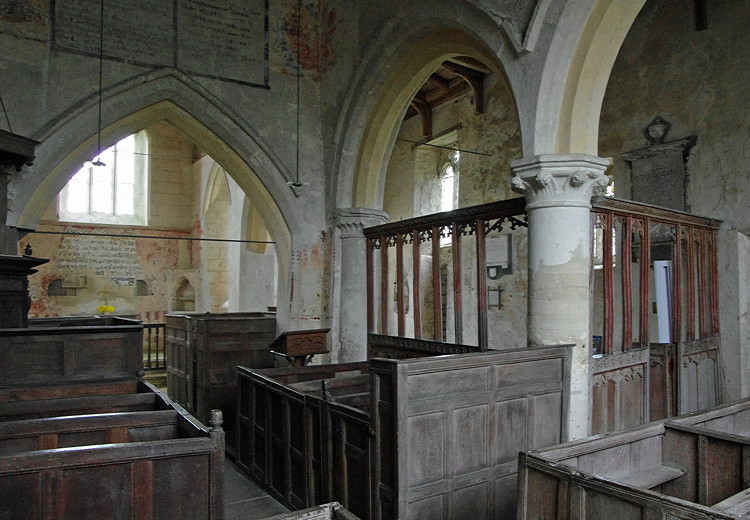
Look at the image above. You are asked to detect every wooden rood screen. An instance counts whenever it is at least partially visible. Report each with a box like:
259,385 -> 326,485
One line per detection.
590,197 -> 722,434
363,197 -> 527,349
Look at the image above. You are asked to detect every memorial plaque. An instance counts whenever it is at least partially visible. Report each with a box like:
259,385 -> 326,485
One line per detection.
53,0 -> 269,87
622,137 -> 696,212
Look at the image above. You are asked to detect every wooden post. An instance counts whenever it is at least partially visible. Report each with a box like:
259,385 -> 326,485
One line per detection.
432,226 -> 443,341
476,219 -> 488,350
452,222 -> 463,344
412,230 -> 422,339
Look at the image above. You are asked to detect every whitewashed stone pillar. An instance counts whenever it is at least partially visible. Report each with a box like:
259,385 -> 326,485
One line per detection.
333,208 -> 388,362
511,153 -> 611,440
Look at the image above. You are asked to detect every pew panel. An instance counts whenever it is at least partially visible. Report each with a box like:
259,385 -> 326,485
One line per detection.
238,342 -> 572,520
518,400 -> 750,520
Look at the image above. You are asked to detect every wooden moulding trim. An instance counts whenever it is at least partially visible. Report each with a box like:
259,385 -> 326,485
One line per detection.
531,422 -> 667,460
363,197 -> 527,238
0,410 -> 179,437
0,438 -> 215,475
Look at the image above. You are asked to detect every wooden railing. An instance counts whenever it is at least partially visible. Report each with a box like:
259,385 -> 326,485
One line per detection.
591,196 -> 721,356
363,195 -> 723,433
590,197 -> 722,431
363,197 -> 527,350
142,322 -> 166,370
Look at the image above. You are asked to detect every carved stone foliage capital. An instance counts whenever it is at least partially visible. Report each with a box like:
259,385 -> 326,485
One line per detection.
333,207 -> 389,239
511,154 -> 612,210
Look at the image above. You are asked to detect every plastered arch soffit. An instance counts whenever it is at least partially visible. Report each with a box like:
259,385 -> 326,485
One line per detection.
331,1 -> 519,211
534,0 -> 646,155
11,69 -> 297,248
203,163 -> 232,215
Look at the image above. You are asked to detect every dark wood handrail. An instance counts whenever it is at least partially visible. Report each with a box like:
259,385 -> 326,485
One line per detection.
592,196 -> 722,228
363,197 -> 527,238
364,197 -> 527,350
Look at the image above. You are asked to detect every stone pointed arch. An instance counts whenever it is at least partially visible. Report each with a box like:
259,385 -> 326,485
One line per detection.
10,68 -> 302,243
10,68 -> 297,326
532,0 -> 646,155
330,2 -> 518,211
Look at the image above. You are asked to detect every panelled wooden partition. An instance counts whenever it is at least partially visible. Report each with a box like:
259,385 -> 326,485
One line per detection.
590,197 -> 722,434
518,398 -> 750,520
363,197 -> 527,349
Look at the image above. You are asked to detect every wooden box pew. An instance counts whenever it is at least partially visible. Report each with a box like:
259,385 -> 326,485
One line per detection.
517,416 -> 750,520
0,316 -> 227,519
237,343 -> 573,520
0,400 -> 225,520
237,362 -> 372,518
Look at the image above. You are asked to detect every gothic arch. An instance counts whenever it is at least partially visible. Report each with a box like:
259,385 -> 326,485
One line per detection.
10,68 -> 296,325
330,2 -> 518,211
11,68 -> 301,244
532,0 -> 646,155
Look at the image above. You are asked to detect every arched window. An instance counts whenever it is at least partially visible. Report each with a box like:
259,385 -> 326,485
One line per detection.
59,131 -> 149,225
440,149 -> 460,213
440,149 -> 460,246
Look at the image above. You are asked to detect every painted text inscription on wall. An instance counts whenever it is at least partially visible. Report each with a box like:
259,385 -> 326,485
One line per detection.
53,0 -> 268,86
58,236 -> 141,283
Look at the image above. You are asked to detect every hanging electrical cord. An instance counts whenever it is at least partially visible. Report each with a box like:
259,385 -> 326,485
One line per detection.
29,229 -> 276,245
288,0 -> 304,189
92,0 -> 106,167
396,138 -> 492,157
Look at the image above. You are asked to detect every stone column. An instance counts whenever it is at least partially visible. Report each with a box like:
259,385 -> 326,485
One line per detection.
511,153 -> 611,440
333,207 -> 388,362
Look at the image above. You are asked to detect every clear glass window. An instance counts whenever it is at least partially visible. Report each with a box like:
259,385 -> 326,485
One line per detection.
59,131 -> 149,226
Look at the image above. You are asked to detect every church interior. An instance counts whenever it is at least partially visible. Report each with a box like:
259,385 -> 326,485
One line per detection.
1,0 -> 750,518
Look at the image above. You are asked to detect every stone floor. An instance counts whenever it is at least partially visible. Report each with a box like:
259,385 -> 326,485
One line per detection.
224,458 -> 289,520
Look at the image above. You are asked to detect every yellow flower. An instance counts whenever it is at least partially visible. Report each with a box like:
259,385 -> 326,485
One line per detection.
97,305 -> 115,313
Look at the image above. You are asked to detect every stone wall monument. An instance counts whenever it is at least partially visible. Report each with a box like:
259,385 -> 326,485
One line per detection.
622,116 -> 697,212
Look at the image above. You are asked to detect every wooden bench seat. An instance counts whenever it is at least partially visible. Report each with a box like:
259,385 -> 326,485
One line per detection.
262,501 -> 361,520
712,487 -> 750,517
608,464 -> 685,489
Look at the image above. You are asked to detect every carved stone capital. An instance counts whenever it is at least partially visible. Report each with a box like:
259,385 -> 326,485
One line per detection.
511,154 -> 612,210
333,207 -> 389,239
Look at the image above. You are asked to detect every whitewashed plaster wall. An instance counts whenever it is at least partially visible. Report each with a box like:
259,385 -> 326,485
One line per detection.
195,159 -> 231,313
226,175 -> 278,313
21,121 -> 196,320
